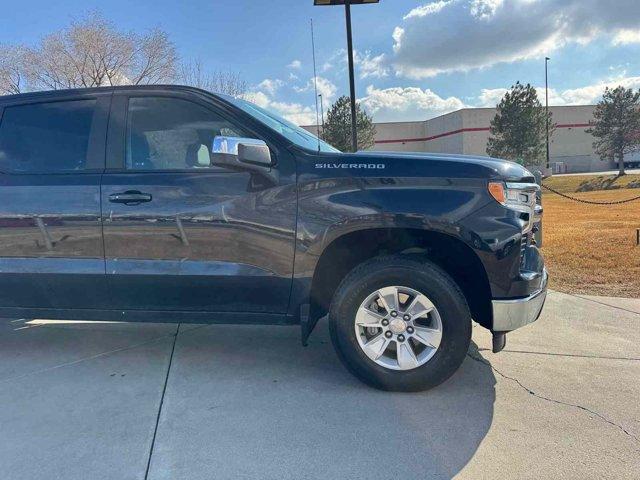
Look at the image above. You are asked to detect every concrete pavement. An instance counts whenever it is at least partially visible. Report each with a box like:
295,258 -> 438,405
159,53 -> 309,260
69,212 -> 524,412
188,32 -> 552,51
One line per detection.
0,291 -> 638,479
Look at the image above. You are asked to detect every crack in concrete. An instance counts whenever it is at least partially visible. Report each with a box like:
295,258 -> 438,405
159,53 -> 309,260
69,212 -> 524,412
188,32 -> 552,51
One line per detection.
467,352 -> 640,446
477,348 -> 640,362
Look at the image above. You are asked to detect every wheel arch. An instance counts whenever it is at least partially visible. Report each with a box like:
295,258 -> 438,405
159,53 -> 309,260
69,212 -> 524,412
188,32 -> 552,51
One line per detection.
309,227 -> 493,332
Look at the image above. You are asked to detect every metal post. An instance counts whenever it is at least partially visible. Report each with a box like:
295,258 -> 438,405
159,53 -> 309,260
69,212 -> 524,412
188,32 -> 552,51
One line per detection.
345,1 -> 358,152
545,57 -> 550,169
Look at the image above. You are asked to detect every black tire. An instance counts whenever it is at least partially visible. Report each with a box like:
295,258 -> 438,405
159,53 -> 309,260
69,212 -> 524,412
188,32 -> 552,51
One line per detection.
329,255 -> 472,392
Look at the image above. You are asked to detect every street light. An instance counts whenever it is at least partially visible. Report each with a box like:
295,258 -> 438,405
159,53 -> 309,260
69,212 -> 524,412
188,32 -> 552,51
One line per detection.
545,57 -> 550,169
314,0 -> 380,152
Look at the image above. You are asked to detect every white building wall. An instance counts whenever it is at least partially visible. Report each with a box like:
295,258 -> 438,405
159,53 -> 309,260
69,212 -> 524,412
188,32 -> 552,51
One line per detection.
422,110 -> 464,154
304,105 -> 618,173
373,121 -> 427,152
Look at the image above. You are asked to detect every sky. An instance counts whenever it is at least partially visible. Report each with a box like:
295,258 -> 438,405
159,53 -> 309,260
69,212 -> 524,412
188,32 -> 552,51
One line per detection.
2,0 -> 640,125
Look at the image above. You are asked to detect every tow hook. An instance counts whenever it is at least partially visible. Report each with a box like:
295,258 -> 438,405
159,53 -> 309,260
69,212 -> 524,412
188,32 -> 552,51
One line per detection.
492,332 -> 507,353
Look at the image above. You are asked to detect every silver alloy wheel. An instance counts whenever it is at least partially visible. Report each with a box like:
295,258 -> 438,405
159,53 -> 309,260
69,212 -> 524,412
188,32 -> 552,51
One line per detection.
354,286 -> 443,371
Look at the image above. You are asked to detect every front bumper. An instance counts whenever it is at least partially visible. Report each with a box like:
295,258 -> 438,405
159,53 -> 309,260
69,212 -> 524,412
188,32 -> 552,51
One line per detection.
492,269 -> 548,332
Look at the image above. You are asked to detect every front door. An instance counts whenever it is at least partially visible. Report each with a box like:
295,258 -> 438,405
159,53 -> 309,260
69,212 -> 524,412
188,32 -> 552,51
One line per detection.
101,94 -> 297,314
0,93 -> 110,309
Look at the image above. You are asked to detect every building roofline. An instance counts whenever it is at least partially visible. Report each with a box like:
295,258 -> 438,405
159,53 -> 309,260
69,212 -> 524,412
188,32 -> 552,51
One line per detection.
303,104 -> 598,129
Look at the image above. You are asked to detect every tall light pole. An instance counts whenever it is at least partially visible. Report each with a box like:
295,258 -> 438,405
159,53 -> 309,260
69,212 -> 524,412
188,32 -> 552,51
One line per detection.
314,0 -> 380,152
545,56 -> 550,169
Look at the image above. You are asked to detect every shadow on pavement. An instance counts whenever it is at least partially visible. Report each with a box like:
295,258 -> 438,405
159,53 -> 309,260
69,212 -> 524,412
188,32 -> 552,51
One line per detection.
0,318 -> 497,480
148,320 -> 497,480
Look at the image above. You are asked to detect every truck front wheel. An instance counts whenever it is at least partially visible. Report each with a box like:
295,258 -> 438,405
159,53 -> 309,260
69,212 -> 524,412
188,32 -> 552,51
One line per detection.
329,255 -> 472,392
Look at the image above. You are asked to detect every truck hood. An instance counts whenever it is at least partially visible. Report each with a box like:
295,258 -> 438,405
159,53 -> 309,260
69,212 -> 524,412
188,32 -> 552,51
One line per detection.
349,151 -> 536,182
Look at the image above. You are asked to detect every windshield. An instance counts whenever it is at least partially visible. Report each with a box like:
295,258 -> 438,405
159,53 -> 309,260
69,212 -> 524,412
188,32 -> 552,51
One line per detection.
221,95 -> 340,153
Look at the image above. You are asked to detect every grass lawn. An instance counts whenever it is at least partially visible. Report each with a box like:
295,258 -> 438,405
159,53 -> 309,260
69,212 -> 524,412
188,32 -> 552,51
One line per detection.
541,174 -> 640,298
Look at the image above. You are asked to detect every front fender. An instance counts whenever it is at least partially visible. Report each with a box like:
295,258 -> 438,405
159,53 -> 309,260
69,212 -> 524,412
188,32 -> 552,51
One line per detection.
289,175 -> 496,314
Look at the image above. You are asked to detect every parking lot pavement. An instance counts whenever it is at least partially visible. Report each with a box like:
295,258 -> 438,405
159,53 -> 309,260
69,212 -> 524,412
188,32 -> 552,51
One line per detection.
0,320 -> 178,480
1,291 -> 639,480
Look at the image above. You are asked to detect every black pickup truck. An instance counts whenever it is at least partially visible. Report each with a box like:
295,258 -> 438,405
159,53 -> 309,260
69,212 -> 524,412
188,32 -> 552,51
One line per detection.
0,85 -> 547,391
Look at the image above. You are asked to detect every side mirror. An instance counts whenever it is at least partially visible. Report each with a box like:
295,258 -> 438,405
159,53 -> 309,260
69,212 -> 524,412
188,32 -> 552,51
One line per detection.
212,136 -> 273,169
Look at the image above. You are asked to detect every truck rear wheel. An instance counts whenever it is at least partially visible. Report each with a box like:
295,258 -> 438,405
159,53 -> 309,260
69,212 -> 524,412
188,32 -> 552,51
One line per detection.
329,255 -> 472,392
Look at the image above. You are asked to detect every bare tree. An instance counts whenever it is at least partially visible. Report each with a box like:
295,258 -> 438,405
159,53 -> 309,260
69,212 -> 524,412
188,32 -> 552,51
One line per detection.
23,13 -> 177,91
178,58 -> 247,97
2,14 -> 247,98
0,45 -> 26,95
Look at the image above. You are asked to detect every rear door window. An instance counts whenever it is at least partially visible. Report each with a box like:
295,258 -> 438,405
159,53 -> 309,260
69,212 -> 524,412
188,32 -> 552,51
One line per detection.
0,100 -> 97,173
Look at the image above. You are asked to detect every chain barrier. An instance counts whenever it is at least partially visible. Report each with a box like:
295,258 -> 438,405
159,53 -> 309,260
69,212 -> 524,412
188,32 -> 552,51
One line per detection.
541,183 -> 640,205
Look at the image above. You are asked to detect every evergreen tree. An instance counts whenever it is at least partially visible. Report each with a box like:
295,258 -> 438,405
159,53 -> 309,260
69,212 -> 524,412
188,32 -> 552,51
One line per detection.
487,82 -> 553,167
322,96 -> 376,152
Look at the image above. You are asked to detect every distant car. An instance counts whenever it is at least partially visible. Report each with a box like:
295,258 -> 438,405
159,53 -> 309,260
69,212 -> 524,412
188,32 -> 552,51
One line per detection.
0,85 -> 547,391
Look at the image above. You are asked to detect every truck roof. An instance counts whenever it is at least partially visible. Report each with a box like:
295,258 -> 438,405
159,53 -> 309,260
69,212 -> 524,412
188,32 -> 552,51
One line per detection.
0,84 -> 216,104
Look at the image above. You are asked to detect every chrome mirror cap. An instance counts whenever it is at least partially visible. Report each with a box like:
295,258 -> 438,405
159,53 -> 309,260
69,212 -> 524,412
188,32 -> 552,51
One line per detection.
212,136 -> 272,167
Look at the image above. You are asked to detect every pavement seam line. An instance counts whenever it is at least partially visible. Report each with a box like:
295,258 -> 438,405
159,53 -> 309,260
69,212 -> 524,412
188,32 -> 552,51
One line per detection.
562,292 -> 640,317
466,352 -> 640,446
144,323 -> 180,480
0,324 -> 210,385
477,348 -> 640,362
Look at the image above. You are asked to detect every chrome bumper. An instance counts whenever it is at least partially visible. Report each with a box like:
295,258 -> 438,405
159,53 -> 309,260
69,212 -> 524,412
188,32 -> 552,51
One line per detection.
492,270 -> 548,332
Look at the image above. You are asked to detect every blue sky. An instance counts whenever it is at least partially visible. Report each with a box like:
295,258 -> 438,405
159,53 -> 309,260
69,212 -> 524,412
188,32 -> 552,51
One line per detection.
2,0 -> 640,124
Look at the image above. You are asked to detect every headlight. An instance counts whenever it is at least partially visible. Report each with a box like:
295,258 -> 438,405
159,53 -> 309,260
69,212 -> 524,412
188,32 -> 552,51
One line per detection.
488,181 -> 540,232
488,181 -> 538,212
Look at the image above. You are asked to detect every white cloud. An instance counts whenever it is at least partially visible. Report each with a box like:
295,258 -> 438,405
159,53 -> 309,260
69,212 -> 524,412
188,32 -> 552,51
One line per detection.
243,91 -> 271,109
269,101 -> 317,125
319,49 -> 346,74
293,76 -> 338,102
612,29 -> 640,45
246,81 -> 319,125
245,89 -> 317,125
287,60 -> 302,69
403,0 -> 449,20
317,48 -> 389,79
359,85 -> 466,122
393,0 -> 640,79
476,88 -> 508,108
552,76 -> 640,105
469,0 -> 502,20
257,78 -> 284,96
356,51 -> 389,79
321,61 -> 333,73
475,76 -> 640,107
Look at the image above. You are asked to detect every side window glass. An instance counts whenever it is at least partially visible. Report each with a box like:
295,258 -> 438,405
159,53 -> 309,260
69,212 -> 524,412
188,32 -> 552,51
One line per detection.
0,100 -> 97,173
126,97 -> 249,171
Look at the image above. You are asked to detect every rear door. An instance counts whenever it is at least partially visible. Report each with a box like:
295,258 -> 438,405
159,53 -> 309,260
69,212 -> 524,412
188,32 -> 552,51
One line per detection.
101,92 -> 297,314
0,92 -> 110,309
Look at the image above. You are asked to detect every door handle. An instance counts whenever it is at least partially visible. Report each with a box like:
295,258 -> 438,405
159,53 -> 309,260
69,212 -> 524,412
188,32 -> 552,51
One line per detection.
108,191 -> 153,205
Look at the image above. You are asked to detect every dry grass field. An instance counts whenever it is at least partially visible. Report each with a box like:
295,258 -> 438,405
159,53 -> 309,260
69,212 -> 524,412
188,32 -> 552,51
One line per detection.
542,174 -> 640,298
